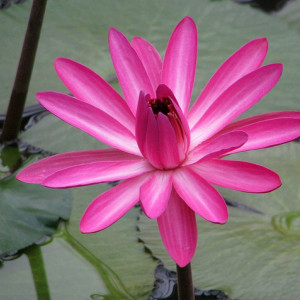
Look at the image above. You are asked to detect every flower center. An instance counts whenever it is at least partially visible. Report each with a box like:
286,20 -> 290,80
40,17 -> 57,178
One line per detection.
148,97 -> 171,117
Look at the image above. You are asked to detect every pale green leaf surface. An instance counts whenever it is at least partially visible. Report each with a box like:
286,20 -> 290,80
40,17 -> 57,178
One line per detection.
67,183 -> 157,299
20,114 -> 105,153
277,0 -> 300,34
0,225 -> 136,300
0,156 -> 72,255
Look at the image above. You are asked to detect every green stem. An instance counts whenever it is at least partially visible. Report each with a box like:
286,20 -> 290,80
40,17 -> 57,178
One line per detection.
62,226 -> 135,299
25,246 -> 51,300
176,263 -> 194,300
0,0 -> 48,142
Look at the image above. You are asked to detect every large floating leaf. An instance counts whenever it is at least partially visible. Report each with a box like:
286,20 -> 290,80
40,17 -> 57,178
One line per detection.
20,114 -> 105,153
138,142 -> 300,300
0,182 -> 156,299
277,0 -> 300,34
0,156 -> 72,255
0,224 -> 136,299
67,183 -> 157,299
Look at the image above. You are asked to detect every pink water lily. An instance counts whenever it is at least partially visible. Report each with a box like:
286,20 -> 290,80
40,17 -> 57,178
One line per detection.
17,17 -> 300,267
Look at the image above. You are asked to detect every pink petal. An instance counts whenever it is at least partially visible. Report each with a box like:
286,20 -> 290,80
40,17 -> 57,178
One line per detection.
143,108 -> 163,169
188,38 -> 268,128
140,170 -> 172,219
190,63 -> 283,148
226,118 -> 300,154
54,58 -> 135,134
109,28 -> 154,115
157,113 -> 180,168
80,173 -> 151,233
17,148 -> 137,183
220,111 -> 300,133
184,131 -> 248,165
173,167 -> 228,224
162,16 -> 198,115
156,84 -> 191,154
36,91 -> 141,155
156,83 -> 180,106
135,91 -> 150,157
191,159 -> 281,193
131,37 -> 163,91
42,159 -> 154,188
157,189 -> 197,267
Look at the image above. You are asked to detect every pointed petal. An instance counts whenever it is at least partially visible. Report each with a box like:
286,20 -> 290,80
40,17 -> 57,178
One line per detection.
36,91 -> 141,155
157,113 -> 180,168
143,108 -> 163,169
191,159 -> 281,193
162,16 -> 198,115
156,83 -> 179,106
131,37 -> 162,91
42,159 -> 154,188
190,63 -> 283,148
80,173 -> 151,233
185,131 -> 248,165
140,171 -> 172,219
217,112 -> 300,153
54,58 -> 135,134
156,84 -> 191,153
135,91 -> 151,156
17,148 -> 137,183
226,118 -> 300,154
220,111 -> 300,133
157,189 -> 197,267
188,38 -> 268,128
109,28 -> 154,115
173,167 -> 228,224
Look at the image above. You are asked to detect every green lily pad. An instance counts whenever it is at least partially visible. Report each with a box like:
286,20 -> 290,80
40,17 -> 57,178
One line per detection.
0,182 -> 158,299
2,0 -> 300,117
138,142 -> 300,300
277,0 -> 300,34
0,155 -> 72,255
67,183 -> 157,299
0,224 -> 137,299
20,114 -> 105,153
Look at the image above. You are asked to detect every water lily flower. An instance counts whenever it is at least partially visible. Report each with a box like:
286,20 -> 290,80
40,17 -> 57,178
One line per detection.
17,17 -> 300,267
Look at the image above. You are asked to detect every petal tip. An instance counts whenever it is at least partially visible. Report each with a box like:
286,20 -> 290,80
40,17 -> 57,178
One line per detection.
108,27 -> 121,38
178,16 -> 197,33
182,16 -> 196,25
35,91 -> 50,102
15,172 -> 23,182
54,57 -> 73,73
54,56 -> 67,66
254,37 -> 268,46
266,173 -> 282,193
79,217 -> 96,234
269,63 -> 283,77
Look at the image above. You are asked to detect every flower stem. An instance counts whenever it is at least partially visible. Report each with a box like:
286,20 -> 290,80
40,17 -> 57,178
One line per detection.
0,0 -> 48,142
25,245 -> 50,300
176,262 -> 194,300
